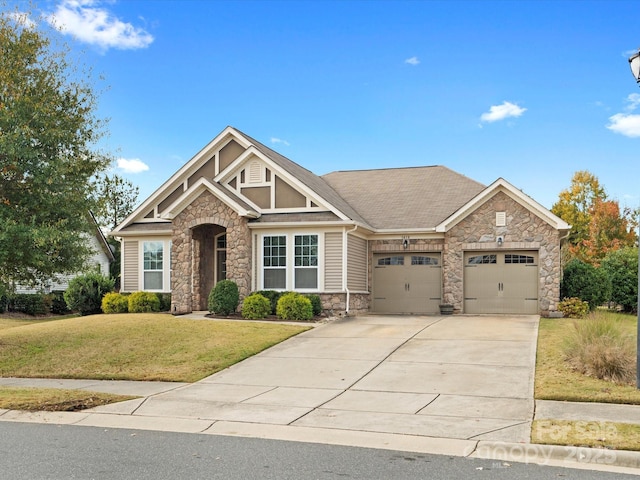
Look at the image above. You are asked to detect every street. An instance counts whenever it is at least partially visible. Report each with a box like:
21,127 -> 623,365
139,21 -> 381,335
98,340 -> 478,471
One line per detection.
0,422 -> 634,479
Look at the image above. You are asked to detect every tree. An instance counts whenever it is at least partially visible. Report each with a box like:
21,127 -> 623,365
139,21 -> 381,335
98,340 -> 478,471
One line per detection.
0,9 -> 109,286
551,170 -> 606,248
92,173 -> 139,231
92,173 -> 139,286
552,171 -> 637,265
601,247 -> 638,312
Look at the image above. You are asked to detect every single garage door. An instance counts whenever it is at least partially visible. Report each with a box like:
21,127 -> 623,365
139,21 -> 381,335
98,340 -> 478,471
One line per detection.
464,251 -> 538,314
373,253 -> 442,314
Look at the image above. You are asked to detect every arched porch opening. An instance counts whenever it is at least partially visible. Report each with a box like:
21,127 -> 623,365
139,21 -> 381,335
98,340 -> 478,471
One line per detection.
192,223 -> 226,310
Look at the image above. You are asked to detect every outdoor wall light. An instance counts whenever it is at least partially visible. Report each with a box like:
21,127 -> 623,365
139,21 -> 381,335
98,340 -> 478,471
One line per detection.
629,50 -> 640,83
402,236 -> 409,249
497,236 -> 504,247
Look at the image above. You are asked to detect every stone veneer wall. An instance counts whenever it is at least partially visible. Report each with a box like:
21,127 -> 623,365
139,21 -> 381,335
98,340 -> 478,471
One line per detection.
319,292 -> 370,316
171,190 -> 251,314
444,191 -> 562,315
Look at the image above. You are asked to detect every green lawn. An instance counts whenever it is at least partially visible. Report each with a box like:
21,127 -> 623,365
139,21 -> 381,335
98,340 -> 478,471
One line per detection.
0,313 -> 309,383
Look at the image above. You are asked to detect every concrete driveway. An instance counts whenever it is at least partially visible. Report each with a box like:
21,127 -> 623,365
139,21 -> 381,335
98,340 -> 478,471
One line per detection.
123,314 -> 538,445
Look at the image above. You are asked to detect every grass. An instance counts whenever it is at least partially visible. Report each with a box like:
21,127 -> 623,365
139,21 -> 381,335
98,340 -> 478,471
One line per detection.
0,313 -> 309,383
535,310 -> 640,405
0,386 -> 136,411
532,419 -> 640,451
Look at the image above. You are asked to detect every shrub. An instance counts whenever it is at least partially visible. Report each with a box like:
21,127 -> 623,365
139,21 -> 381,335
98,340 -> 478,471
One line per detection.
128,291 -> 161,313
557,297 -> 589,319
276,292 -> 313,321
601,247 -> 638,312
49,291 -> 71,315
101,292 -> 129,314
241,293 -> 271,320
208,280 -> 239,316
560,259 -> 611,310
306,294 -> 322,316
156,293 -> 172,312
0,284 -> 8,314
64,273 -> 115,316
9,293 -> 49,316
255,290 -> 281,315
562,314 -> 635,384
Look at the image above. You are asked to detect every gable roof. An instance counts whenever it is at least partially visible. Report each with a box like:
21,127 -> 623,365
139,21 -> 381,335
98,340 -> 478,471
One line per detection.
435,177 -> 571,232
322,166 -> 486,231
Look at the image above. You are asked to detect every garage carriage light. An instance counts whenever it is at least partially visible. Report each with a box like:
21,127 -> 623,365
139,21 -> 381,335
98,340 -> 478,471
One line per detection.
629,50 -> 640,83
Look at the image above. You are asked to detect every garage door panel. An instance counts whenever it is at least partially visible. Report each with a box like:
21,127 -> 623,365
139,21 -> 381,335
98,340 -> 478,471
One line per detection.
464,251 -> 538,315
373,253 -> 441,314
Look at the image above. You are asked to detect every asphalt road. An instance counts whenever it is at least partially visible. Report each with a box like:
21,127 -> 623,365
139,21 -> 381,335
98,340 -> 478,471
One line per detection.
0,422 -> 634,479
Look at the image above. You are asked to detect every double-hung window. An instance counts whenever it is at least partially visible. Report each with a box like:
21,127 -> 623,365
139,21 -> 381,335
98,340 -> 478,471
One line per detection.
294,234 -> 318,289
143,241 -> 164,290
263,235 -> 286,289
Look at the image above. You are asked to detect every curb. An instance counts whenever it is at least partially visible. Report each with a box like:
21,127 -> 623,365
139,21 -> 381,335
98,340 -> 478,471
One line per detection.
473,441 -> 640,472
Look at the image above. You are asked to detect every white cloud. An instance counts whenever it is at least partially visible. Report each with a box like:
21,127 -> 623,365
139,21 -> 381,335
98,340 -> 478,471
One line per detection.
270,137 -> 290,146
606,93 -> 640,137
117,157 -> 149,173
47,0 -> 154,51
405,56 -> 420,66
480,101 -> 527,123
606,113 -> 640,137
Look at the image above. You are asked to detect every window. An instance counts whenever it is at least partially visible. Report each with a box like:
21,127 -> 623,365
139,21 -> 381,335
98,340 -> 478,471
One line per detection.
264,235 -> 286,289
294,234 -> 318,288
467,254 -> 497,265
411,256 -> 439,265
216,234 -> 227,282
505,254 -> 535,264
143,241 -> 163,290
377,256 -> 404,266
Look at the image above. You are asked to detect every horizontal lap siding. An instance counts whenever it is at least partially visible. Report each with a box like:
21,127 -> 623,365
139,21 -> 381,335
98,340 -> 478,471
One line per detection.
324,232 -> 343,290
123,240 -> 139,292
347,235 -> 367,291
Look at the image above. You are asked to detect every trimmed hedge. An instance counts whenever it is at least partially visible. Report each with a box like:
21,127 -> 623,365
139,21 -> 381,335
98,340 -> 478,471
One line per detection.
241,293 -> 271,320
254,290 -> 281,315
102,292 -> 129,314
560,259 -> 611,310
276,292 -> 313,321
306,294 -> 322,316
208,280 -> 239,315
128,291 -> 161,313
9,293 -> 49,316
64,273 -> 115,316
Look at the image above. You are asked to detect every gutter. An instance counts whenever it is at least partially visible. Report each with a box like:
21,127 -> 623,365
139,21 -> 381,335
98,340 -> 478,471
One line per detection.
343,224 -> 358,314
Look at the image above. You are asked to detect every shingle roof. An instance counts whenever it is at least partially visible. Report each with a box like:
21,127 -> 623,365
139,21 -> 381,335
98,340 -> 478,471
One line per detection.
322,166 -> 486,230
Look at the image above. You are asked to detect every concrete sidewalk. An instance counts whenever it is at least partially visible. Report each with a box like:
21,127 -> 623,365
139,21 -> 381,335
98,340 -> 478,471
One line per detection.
2,314 -> 640,473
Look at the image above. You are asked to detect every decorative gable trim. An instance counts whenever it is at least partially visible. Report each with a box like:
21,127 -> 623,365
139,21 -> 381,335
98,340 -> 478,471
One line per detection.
435,178 -> 570,233
159,177 -> 260,220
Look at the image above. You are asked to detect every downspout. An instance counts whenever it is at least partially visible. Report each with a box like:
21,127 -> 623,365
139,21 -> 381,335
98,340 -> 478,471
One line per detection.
343,225 -> 358,314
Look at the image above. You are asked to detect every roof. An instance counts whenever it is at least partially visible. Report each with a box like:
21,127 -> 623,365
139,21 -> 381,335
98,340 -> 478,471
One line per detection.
322,166 -> 486,230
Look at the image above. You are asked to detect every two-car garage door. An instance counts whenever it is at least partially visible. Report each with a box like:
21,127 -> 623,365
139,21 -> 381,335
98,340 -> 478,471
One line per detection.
372,250 -> 539,315
372,253 -> 442,314
464,251 -> 539,314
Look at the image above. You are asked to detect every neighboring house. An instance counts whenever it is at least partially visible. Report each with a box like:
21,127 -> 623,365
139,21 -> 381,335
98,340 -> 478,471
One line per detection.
15,214 -> 115,294
111,126 -> 570,316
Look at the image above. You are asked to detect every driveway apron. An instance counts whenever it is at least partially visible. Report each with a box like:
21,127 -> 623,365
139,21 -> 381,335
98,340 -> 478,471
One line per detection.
131,315 -> 539,443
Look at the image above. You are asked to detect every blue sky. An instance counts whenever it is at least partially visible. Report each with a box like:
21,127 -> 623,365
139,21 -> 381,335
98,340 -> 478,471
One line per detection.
15,0 -> 640,211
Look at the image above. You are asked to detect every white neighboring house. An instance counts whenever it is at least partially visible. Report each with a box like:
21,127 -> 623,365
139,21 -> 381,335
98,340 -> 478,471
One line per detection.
15,216 -> 115,294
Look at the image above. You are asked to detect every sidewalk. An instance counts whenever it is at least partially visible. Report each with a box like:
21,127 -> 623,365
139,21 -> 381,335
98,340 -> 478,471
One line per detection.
2,313 -> 640,474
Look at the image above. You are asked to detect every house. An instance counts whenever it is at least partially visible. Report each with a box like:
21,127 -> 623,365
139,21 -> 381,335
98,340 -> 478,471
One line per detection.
111,126 -> 570,316
15,213 -> 115,294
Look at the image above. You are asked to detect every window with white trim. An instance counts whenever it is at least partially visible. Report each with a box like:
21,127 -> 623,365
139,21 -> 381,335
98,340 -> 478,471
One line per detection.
143,241 -> 164,290
294,234 -> 318,289
263,235 -> 286,289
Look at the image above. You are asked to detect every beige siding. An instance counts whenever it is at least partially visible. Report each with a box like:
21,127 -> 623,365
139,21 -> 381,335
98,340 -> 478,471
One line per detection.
275,176 -> 306,208
219,139 -> 245,172
123,240 -> 139,292
324,232 -> 343,290
347,235 -> 367,291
